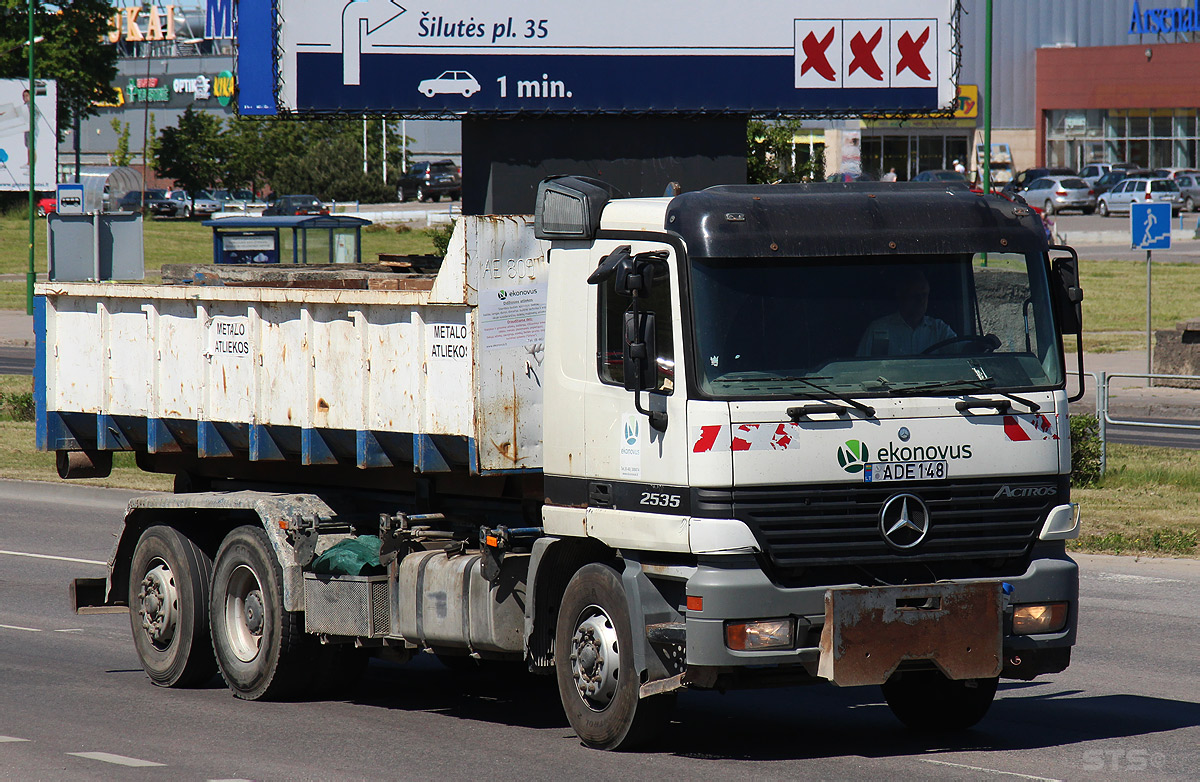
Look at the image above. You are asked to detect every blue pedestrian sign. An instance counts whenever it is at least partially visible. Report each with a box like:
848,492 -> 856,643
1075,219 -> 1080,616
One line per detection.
1131,202 -> 1171,250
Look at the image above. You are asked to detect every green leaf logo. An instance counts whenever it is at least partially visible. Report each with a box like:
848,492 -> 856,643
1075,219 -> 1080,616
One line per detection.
837,440 -> 867,474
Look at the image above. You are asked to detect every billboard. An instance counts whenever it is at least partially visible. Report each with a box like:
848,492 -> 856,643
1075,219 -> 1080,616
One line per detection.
0,79 -> 57,192
245,1 -> 960,117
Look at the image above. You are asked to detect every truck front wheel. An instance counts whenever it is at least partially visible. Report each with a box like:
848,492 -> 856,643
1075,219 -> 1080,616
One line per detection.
210,525 -> 314,700
555,563 -> 674,750
129,525 -> 217,687
881,670 -> 999,731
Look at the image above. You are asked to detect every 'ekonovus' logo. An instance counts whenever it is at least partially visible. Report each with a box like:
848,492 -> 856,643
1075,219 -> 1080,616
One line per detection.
625,419 -> 639,446
837,440 -> 868,473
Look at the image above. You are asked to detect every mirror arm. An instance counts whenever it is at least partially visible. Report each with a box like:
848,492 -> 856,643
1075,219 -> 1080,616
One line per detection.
634,390 -> 668,433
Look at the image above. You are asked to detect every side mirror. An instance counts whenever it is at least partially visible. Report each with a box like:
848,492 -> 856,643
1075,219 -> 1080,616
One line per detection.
1049,246 -> 1083,334
622,310 -> 657,392
1049,244 -> 1085,403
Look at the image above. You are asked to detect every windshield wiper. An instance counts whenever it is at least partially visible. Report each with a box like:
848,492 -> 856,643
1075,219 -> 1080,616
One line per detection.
779,376 -> 876,418
889,377 -> 1040,412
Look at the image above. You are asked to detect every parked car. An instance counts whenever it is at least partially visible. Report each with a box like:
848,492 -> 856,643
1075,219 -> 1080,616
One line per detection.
1096,177 -> 1182,217
912,169 -> 969,183
1020,175 -> 1096,215
116,189 -> 179,217
1151,167 -> 1200,181
165,189 -> 221,218
1091,169 -> 1129,196
262,194 -> 328,216
1004,167 -> 1076,193
826,171 -> 877,182
212,189 -> 268,213
397,160 -> 462,202
36,195 -> 56,217
1175,172 -> 1200,212
1077,163 -> 1111,185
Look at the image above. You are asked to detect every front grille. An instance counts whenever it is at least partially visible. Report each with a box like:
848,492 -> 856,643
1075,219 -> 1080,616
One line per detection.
695,476 -> 1062,577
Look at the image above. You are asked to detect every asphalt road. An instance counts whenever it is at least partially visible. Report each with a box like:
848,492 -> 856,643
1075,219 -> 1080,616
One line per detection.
0,480 -> 1196,780
0,346 -> 33,375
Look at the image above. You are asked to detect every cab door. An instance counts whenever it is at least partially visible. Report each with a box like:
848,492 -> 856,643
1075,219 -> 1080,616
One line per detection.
581,239 -> 692,553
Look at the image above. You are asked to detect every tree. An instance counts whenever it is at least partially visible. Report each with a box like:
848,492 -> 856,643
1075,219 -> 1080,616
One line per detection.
154,107 -> 222,193
109,117 -> 131,167
748,119 -> 818,184
0,1 -> 118,142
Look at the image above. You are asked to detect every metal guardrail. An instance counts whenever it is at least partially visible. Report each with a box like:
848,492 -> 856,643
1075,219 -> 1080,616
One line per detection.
1089,370 -> 1200,474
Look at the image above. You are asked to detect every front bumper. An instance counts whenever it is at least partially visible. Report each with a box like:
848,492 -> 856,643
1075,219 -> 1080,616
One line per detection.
682,548 -> 1077,685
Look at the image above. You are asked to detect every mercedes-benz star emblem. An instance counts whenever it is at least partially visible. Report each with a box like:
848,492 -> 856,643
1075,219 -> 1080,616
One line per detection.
879,493 -> 931,550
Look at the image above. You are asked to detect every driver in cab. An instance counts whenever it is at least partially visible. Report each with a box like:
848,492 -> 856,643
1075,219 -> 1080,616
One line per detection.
857,269 -> 956,356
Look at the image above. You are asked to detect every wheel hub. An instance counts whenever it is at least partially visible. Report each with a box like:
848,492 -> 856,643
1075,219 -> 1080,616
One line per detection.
224,564 -> 266,663
138,562 -> 178,649
569,607 -> 620,711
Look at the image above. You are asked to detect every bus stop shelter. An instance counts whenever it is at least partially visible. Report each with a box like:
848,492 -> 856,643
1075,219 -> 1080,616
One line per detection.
202,215 -> 372,265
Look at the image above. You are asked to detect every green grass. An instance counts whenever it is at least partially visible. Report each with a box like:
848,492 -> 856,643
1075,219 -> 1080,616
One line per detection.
0,214 -> 438,293
1073,257 -> 1200,353
1070,443 -> 1200,556
0,421 -> 171,491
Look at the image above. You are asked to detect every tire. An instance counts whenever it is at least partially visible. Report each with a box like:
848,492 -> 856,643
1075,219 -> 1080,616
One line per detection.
36,206 -> 45,217
450,190 -> 461,202
416,186 -> 428,203
1043,200 -> 1055,216
1187,196 -> 1196,212
210,525 -> 315,700
555,563 -> 674,751
128,525 -> 217,688
1098,200 -> 1110,217
181,206 -> 191,219
881,670 -> 999,732
423,88 -> 436,98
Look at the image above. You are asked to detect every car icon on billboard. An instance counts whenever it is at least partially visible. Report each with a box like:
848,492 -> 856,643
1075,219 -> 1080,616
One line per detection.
417,71 -> 481,98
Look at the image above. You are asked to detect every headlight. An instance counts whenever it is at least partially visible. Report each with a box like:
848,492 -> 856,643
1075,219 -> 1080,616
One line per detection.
725,619 -> 794,651
1012,603 -> 1069,635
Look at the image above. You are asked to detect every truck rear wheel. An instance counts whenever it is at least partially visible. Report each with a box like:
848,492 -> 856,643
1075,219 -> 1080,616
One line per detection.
129,525 -> 217,687
210,525 -> 314,700
555,563 -> 674,750
881,670 -> 999,731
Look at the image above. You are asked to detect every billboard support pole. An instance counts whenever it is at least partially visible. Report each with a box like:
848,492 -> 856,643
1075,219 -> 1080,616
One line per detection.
26,0 -> 35,316
983,0 -> 993,196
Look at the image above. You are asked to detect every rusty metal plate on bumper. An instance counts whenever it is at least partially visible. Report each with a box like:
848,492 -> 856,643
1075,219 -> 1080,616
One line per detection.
817,581 -> 1003,687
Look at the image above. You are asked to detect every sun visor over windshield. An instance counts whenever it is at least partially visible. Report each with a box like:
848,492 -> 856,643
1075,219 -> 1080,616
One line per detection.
665,183 -> 1046,259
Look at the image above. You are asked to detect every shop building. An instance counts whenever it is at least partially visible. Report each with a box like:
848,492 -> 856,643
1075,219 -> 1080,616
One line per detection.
824,0 -> 1200,180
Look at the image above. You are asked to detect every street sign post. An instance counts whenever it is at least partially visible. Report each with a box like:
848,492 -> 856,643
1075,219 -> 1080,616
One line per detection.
1131,201 -> 1172,377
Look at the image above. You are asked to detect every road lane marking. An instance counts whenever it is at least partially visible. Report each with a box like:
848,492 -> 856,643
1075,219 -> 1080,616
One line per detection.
1084,572 -> 1182,585
54,628 -> 84,633
920,759 -> 1060,781
68,752 -> 165,768
0,736 -> 31,742
0,624 -> 42,632
0,549 -> 106,566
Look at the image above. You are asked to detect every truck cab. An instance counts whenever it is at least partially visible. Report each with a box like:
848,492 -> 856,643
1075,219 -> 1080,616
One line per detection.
535,177 -> 1083,743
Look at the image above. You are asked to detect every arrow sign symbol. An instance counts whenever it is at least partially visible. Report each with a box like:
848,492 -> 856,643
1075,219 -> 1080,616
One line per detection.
343,0 -> 407,86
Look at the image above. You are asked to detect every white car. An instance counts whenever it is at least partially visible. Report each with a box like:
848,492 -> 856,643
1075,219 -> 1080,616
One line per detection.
417,71 -> 480,98
1096,177 -> 1182,217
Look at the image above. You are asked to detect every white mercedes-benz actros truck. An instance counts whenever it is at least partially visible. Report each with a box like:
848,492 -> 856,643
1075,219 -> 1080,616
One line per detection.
44,179 -> 1084,749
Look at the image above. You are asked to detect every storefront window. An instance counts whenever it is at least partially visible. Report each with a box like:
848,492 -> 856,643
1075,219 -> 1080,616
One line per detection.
1048,108 -> 1200,169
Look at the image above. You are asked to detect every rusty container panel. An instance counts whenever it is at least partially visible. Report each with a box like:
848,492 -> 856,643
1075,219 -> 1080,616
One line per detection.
41,217 -> 550,475
818,581 -> 1003,687
467,216 -> 549,473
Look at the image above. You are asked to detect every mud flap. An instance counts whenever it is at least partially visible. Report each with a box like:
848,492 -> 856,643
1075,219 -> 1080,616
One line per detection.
818,582 -> 1003,687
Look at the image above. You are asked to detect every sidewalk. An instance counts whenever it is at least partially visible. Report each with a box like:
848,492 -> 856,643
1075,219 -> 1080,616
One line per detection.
1071,349 -> 1200,420
0,310 -> 33,348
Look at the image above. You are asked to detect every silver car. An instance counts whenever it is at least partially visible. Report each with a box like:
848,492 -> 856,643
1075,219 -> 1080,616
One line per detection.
1176,173 -> 1200,212
1021,175 -> 1096,215
1097,177 -> 1182,217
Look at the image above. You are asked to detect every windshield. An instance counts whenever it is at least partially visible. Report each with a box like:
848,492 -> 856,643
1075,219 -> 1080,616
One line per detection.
690,253 -> 1063,400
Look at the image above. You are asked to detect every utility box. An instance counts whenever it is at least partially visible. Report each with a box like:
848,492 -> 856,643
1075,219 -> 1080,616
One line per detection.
47,212 -> 144,282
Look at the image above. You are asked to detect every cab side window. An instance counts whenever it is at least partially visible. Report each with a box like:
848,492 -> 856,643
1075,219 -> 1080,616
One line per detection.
597,265 -> 675,393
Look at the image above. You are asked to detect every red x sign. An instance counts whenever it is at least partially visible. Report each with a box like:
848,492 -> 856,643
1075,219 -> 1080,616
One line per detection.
848,28 -> 884,81
896,27 -> 932,81
800,27 -> 837,81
